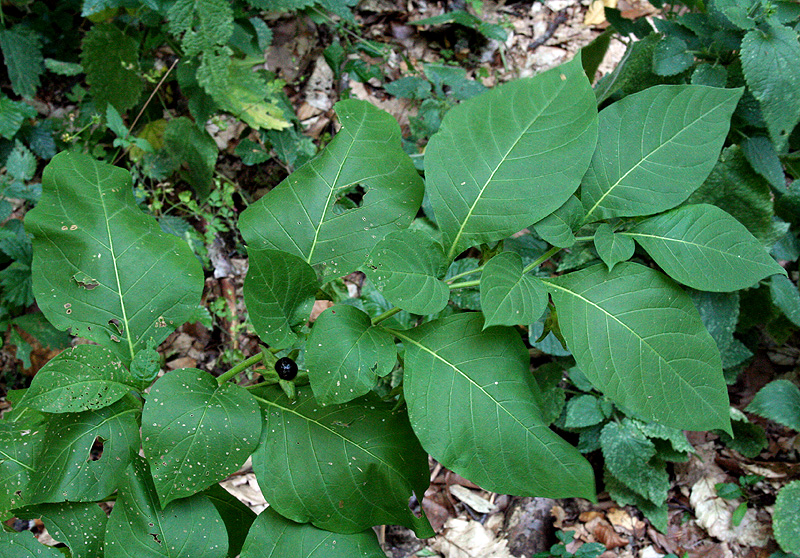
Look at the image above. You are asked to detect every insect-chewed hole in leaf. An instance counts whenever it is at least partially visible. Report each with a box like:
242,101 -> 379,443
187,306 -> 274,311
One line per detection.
108,318 -> 125,335
72,271 -> 100,290
333,183 -> 367,215
150,533 -> 162,544
87,436 -> 105,462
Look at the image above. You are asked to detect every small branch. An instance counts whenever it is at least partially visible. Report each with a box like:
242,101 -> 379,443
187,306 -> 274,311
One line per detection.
529,9 -> 569,51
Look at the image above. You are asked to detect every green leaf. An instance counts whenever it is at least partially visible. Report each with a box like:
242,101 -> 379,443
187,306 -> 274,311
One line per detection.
385,76 -> 432,100
600,419 -> 669,504
0,95 -> 37,140
25,152 -> 204,365
141,368 -> 262,507
564,395 -> 606,429
479,251 -> 548,328
167,0 -> 233,57
532,195 -> 585,249
583,85 -> 742,221
594,224 -> 634,271
203,484 -> 256,558
27,395 -> 140,504
652,35 -> 694,76
633,420 -> 694,455
627,204 -> 785,291
163,117 -> 218,199
15,501 -> 107,558
741,23 -> 800,152
688,290 -> 747,367
130,345 -> 161,389
392,312 -> 596,500
306,305 -> 397,405
546,262 -> 730,432
742,136 -> 786,192
425,56 -> 597,260
774,480 -> 800,555
692,64 -> 727,87
243,248 -> 318,349
44,58 -> 83,76
594,34 -> 663,104
239,100 -> 424,279
604,469 -> 668,532
250,386 -> 434,536
362,230 -> 449,315
771,275 -> 800,328
719,408 -> 767,457
0,530 -> 63,557
715,482 -> 743,500
81,24 -> 142,113
0,420 -> 44,515
239,507 -> 386,558
746,379 -> 800,432
104,456 -> 228,558
0,26 -> 44,98
22,345 -> 136,413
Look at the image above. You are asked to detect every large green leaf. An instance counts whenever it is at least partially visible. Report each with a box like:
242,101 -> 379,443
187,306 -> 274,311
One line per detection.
250,386 -> 433,536
142,368 -> 262,507
239,508 -> 386,558
746,379 -> 800,432
239,100 -> 424,279
306,305 -> 397,405
16,502 -> 107,558
774,480 -> 800,555
203,484 -> 256,558
582,85 -> 742,221
391,313 -> 596,499
243,248 -> 318,349
546,263 -> 730,432
425,56 -> 598,260
80,24 -> 142,113
0,26 -> 44,98
479,251 -> 548,328
0,419 -> 44,516
0,530 -> 63,557
626,204 -> 785,291
362,229 -> 449,314
104,456 -> 228,558
27,395 -> 141,504
25,152 -> 204,364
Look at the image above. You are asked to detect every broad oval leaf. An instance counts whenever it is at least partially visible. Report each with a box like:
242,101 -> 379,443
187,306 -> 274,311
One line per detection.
745,379 -> 800,432
239,100 -> 424,279
546,262 -> 731,432
250,386 -> 433,537
243,248 -> 319,349
16,501 -> 107,558
392,312 -> 596,500
594,223 -> 634,271
25,152 -> 204,364
240,508 -> 386,558
582,85 -> 742,221
23,345 -> 134,413
363,229 -> 449,315
0,530 -> 63,557
104,456 -> 228,558
142,368 -> 262,507
479,251 -> 548,328
306,305 -> 397,405
627,204 -> 785,291
426,55 -> 598,260
0,421 -> 44,515
532,195 -> 585,248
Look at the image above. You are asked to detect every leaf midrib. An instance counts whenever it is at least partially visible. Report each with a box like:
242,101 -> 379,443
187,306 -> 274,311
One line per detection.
623,231 -> 763,263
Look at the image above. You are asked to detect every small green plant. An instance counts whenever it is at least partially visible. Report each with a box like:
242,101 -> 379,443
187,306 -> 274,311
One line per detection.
532,529 -> 606,558
715,474 -> 765,526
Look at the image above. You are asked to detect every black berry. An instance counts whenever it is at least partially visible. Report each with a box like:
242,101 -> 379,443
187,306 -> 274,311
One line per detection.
275,357 -> 298,381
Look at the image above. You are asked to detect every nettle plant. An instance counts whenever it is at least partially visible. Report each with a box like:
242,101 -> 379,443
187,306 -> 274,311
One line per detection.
0,55 -> 788,556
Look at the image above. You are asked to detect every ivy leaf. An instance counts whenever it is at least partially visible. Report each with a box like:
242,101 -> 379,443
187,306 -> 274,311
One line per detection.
363,229 -> 449,315
0,26 -> 44,98
243,248 -> 318,349
239,507 -> 386,558
25,152 -> 204,365
203,484 -> 256,558
163,117 -> 218,199
479,251 -> 548,328
0,530 -> 63,557
141,368 -> 262,507
425,55 -> 597,260
532,195 -> 585,248
582,85 -> 742,221
104,456 -> 228,558
593,224 -> 634,271
746,380 -> 800,432
627,204 -> 785,291
774,480 -> 800,555
306,305 -> 396,405
601,419 -> 669,504
547,262 -> 731,433
250,386 -> 434,536
393,312 -> 596,500
81,24 -> 142,113
15,501 -> 107,558
239,100 -> 424,280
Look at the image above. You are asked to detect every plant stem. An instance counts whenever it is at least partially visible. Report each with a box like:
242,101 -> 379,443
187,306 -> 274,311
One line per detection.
372,306 -> 402,325
448,279 -> 481,289
522,245 -> 561,274
446,265 -> 485,283
574,235 -> 594,242
217,352 -> 264,385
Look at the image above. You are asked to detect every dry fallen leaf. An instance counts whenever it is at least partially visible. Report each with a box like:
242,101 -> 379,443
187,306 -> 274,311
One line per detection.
431,518 -> 514,558
449,484 -> 495,514
584,0 -> 618,26
690,476 -> 771,546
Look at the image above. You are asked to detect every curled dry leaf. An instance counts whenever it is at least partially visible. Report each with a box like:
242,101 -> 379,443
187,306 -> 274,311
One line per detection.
690,477 -> 771,546
431,518 -> 514,558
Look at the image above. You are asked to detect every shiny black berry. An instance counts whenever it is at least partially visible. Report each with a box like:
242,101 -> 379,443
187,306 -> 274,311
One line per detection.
275,357 -> 298,381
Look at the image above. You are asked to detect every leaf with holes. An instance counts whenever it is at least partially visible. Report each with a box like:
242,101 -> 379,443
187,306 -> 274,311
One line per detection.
142,368 -> 262,507
594,224 -> 634,271
239,100 -> 424,279
546,262 -> 730,432
426,55 -> 597,260
25,152 -> 204,365
392,312 -> 596,500
15,501 -> 107,558
250,385 -> 433,536
479,251 -> 548,328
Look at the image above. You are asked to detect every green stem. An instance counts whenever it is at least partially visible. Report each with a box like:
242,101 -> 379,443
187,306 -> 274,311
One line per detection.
522,245 -> 561,274
448,279 -> 480,289
372,306 -> 402,325
217,352 -> 264,385
574,235 -> 594,243
446,264 -> 485,283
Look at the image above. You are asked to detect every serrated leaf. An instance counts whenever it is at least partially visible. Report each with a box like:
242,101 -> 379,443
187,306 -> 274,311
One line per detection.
634,420 -> 693,455
0,530 -> 63,557
0,95 -> 37,140
239,100 -> 424,279
81,24 -> 142,113
479,251 -> 548,328
565,395 -> 606,429
203,484 -> 256,558
719,408 -> 767,457
692,64 -> 727,87
239,507 -> 386,558
426,56 -> 597,260
652,35 -> 694,76
746,379 -> 800,432
601,419 -> 669,504
167,0 -> 233,57
142,368 -> 262,507
0,262 -> 33,307
7,141 -> 36,182
0,26 -> 44,98
392,312 -> 596,500
627,204 -> 785,291
363,230 -> 449,315
688,290 -> 741,358
104,456 -> 228,558
27,395 -> 140,504
306,305 -> 397,405
25,152 -> 204,365
532,195 -> 585,248
774,480 -> 800,554
44,58 -> 83,76
741,23 -> 800,153
163,117 -> 218,199
546,262 -> 730,432
771,274 -> 800,328
22,345 -> 136,413
16,501 -> 107,558
250,386 -> 433,536
583,85 -> 742,221
604,469 -> 668,532
594,223 -> 634,271
742,136 -> 786,192
244,248 -> 318,349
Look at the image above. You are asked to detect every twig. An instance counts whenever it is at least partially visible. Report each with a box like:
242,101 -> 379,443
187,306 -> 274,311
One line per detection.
529,9 -> 569,51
